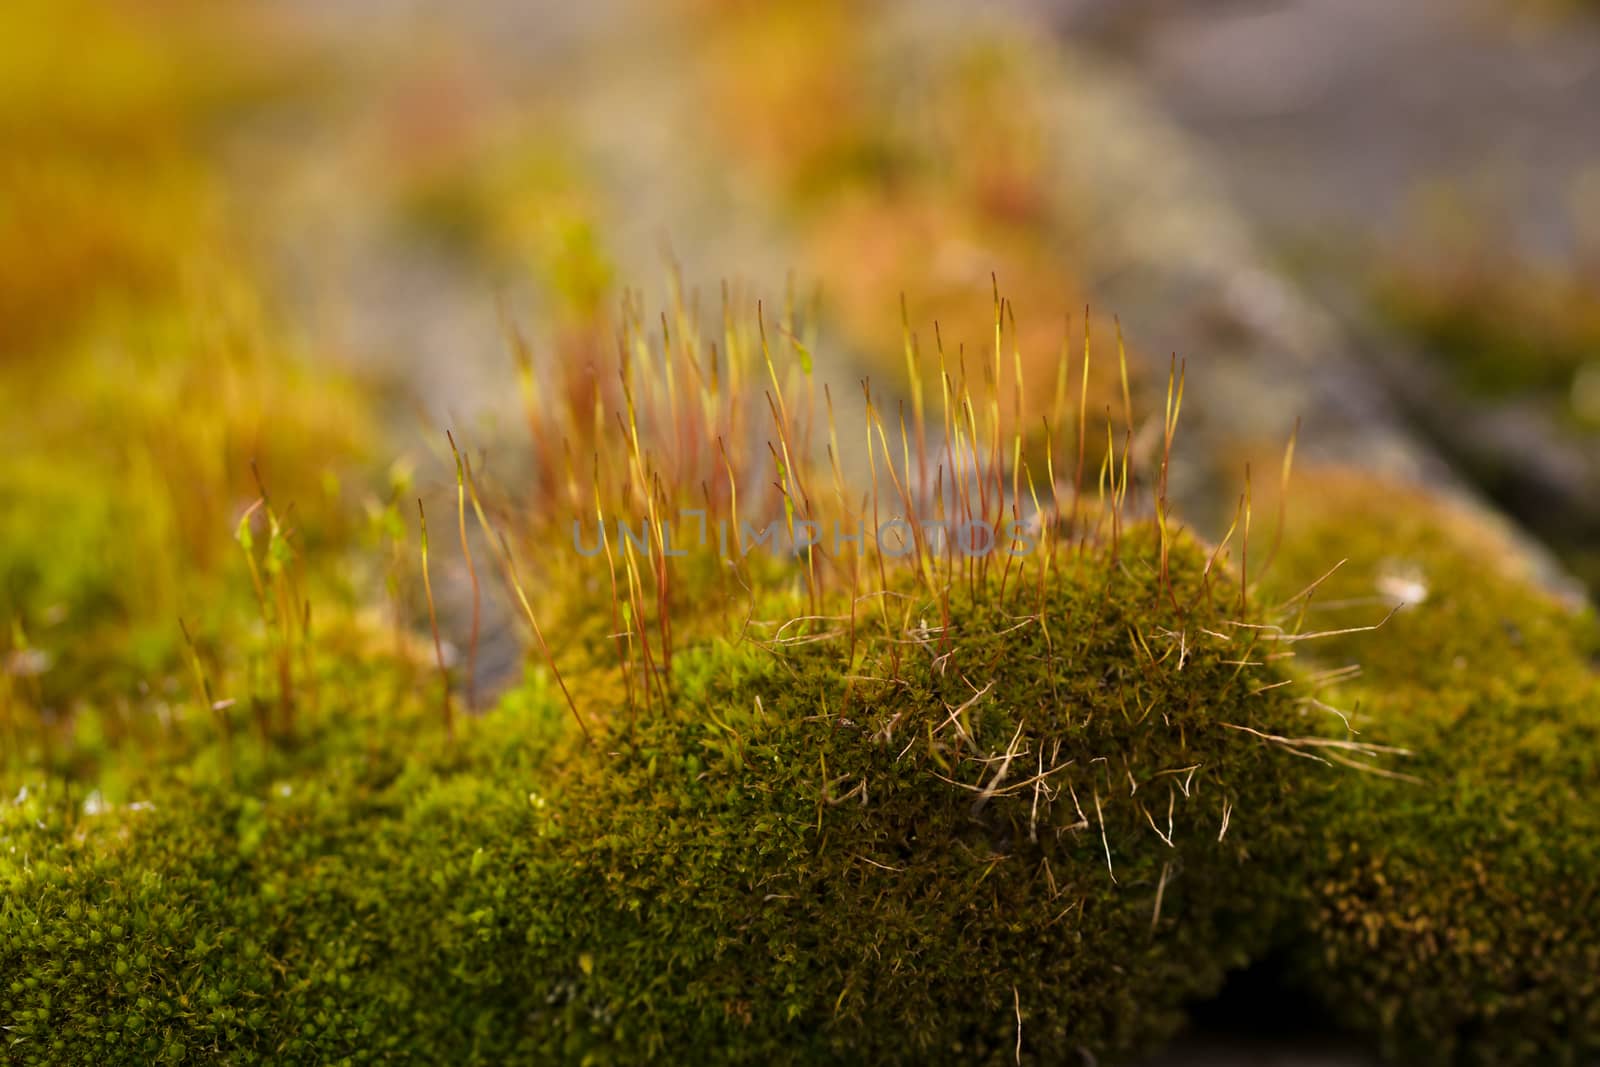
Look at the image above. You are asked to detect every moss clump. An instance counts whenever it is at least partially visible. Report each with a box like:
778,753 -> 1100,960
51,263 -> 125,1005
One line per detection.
1266,469 -> 1600,1065
0,671 -> 575,1066
505,533 -> 1321,1064
4,529 -> 1326,1064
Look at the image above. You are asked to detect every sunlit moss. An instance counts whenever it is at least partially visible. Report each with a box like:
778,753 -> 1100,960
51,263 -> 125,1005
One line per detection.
0,276 -> 378,783
0,653 -> 575,1065
510,530 -> 1325,1064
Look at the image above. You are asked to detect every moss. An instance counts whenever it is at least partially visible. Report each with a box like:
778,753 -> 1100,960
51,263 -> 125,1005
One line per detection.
0,660 -> 576,1065
0,286 -> 376,767
505,531 -> 1326,1064
1264,469 -> 1600,1065
4,527 -> 1328,1064
0,0 -> 381,778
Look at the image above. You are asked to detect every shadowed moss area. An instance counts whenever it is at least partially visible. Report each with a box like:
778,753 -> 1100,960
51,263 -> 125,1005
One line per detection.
1375,255 -> 1600,424
1264,469 -> 1600,1066
3,530 -> 1328,1065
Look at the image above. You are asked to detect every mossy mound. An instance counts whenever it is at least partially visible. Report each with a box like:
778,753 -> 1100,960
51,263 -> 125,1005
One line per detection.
4,530 -> 1325,1064
1267,470 -> 1600,1065
504,532 -> 1322,1064
0,677 -> 575,1066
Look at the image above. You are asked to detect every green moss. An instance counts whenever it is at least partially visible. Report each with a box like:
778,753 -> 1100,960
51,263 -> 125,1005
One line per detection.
0,278 -> 381,781
4,530 -> 1326,1064
506,533 -> 1327,1064
1265,469 -> 1600,1065
1,665 -> 575,1065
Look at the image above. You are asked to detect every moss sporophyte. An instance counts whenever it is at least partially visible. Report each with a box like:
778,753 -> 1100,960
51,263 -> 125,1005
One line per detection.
569,515 -> 1040,561
3,285 -> 1597,1065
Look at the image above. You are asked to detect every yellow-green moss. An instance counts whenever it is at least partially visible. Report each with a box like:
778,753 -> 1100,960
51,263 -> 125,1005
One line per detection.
0,0 -> 381,783
0,286 -> 376,777
1264,469 -> 1600,1065
0,672 -> 574,1066
3,529 -> 1327,1064
512,532 -> 1328,1064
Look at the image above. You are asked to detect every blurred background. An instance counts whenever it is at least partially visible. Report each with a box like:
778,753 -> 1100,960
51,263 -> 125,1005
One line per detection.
3,0 -> 1598,1060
